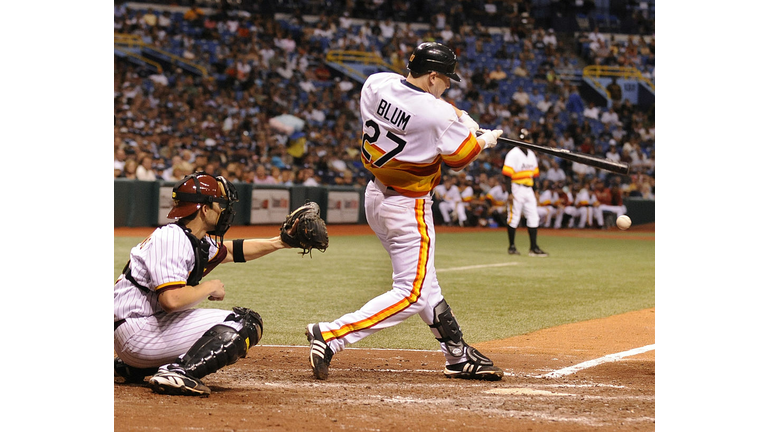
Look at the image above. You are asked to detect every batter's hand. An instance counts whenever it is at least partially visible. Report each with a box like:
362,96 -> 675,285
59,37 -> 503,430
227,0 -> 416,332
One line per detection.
459,110 -> 479,134
478,129 -> 503,149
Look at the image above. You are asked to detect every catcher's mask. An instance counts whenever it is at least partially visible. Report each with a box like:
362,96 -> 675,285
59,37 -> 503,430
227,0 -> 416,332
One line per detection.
168,172 -> 239,238
408,42 -> 461,82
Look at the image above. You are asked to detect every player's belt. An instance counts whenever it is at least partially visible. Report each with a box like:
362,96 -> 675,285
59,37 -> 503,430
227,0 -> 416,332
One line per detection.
512,182 -> 532,187
114,319 -> 126,331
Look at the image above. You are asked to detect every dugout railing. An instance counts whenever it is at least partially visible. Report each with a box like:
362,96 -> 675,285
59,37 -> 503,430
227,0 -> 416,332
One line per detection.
114,179 -> 654,228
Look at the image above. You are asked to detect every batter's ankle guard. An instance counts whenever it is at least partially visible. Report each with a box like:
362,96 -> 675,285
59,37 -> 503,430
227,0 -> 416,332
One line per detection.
429,299 -> 467,358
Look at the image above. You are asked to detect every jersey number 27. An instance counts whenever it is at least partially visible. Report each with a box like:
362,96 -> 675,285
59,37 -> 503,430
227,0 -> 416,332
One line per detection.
361,119 -> 407,168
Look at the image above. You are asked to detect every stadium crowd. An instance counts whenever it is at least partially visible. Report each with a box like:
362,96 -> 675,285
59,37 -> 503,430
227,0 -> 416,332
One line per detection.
114,0 -> 654,229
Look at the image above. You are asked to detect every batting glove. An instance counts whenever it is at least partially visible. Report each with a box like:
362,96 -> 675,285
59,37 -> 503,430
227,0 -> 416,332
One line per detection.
459,110 -> 479,134
477,128 -> 503,149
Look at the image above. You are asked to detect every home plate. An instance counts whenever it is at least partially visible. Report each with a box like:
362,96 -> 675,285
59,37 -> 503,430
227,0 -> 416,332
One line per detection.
484,388 -> 572,396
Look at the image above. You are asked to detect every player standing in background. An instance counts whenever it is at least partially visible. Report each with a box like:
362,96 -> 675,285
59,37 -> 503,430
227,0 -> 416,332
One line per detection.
502,129 -> 548,257
114,172 -> 299,396
305,42 -> 505,381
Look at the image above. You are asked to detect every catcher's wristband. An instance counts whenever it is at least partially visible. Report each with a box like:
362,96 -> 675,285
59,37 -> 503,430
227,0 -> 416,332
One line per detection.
232,239 -> 246,263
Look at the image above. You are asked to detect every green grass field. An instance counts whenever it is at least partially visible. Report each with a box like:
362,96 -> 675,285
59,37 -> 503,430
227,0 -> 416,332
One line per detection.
114,230 -> 654,350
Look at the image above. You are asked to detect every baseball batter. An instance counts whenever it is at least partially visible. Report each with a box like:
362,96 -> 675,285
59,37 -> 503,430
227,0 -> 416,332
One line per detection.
305,42 -> 504,381
502,132 -> 548,257
114,172 -> 297,396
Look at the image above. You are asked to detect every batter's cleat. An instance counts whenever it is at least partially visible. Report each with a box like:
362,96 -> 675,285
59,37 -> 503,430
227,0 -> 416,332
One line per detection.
306,323 -> 334,380
443,347 -> 504,381
114,357 -> 157,384
507,245 -> 520,255
148,367 -> 211,397
528,247 -> 549,257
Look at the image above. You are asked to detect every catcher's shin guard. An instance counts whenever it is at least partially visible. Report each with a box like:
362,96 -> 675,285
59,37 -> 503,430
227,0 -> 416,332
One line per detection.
177,307 -> 263,379
429,299 -> 467,358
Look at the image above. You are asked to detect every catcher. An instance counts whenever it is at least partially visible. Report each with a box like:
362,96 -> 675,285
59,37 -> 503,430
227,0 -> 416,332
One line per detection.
114,172 -> 328,396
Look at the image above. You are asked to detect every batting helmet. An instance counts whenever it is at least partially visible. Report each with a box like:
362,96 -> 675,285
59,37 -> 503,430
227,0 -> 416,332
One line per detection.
407,42 -> 461,82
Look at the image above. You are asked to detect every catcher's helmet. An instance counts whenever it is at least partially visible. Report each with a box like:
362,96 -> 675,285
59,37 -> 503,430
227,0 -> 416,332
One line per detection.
168,171 -> 239,237
168,172 -> 224,219
407,42 -> 461,82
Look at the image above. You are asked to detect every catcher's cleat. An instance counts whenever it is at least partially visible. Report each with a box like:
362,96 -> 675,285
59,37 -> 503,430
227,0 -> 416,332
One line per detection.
148,368 -> 211,397
528,247 -> 549,257
443,346 -> 504,381
507,245 -> 520,255
306,323 -> 334,380
114,357 -> 157,384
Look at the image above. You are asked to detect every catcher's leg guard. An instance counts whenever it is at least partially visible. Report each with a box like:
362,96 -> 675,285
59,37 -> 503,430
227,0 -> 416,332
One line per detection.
176,307 -> 263,379
429,299 -> 467,358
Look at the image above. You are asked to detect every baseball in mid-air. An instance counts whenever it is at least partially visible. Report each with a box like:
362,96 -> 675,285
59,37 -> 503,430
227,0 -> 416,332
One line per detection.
616,215 -> 632,230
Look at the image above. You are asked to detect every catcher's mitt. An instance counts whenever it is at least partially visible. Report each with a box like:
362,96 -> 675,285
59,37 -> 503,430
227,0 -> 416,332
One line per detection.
280,202 -> 329,256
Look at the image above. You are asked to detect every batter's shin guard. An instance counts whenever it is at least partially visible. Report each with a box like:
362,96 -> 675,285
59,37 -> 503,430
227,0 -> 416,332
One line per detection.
429,299 -> 467,358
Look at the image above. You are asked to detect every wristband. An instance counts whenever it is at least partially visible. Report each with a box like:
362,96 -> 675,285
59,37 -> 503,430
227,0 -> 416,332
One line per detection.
233,239 -> 245,263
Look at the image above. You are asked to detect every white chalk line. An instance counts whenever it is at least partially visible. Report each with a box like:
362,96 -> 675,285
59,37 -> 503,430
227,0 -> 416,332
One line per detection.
437,262 -> 519,272
537,344 -> 655,378
260,344 -> 655,380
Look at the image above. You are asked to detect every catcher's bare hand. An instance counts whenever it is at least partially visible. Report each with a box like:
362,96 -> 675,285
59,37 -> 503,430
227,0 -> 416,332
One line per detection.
206,279 -> 225,301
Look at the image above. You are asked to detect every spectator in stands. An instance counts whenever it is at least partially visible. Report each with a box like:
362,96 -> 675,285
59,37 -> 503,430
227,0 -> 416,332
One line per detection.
542,28 -> 557,54
136,156 -> 158,181
600,106 -> 620,126
565,84 -> 584,119
606,78 -> 622,108
605,140 -> 621,163
545,161 -> 567,184
122,159 -> 139,180
583,101 -> 600,120
513,59 -> 529,77
252,164 -> 278,185
183,1 -> 205,27
512,85 -> 531,108
488,64 -> 507,87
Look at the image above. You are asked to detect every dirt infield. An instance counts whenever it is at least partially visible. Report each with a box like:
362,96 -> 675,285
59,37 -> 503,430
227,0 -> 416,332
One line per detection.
114,309 -> 654,431
114,224 -> 655,431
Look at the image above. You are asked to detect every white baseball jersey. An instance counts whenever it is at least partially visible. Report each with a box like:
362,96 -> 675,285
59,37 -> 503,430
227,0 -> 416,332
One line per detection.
537,189 -> 557,228
485,185 -> 508,210
316,71 -> 481,365
502,147 -> 540,228
573,188 -> 603,228
358,72 -> 481,197
114,223 -> 239,368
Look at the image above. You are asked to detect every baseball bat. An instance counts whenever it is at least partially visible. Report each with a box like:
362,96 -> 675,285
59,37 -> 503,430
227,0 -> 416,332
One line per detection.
494,135 -> 631,175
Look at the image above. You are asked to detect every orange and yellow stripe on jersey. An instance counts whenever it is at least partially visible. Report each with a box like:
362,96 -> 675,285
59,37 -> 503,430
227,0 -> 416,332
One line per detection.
501,166 -> 539,187
363,135 -> 481,197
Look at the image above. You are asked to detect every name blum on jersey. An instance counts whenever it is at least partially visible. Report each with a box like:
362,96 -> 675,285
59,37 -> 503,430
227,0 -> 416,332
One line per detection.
376,98 -> 411,130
